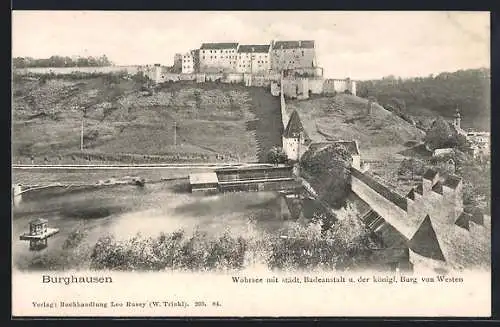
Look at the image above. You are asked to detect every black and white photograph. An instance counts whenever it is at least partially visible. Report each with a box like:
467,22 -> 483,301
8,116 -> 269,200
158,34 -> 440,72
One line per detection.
11,11 -> 491,317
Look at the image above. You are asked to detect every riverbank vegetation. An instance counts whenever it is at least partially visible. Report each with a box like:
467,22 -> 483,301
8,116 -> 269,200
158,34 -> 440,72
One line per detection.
21,205 -> 377,272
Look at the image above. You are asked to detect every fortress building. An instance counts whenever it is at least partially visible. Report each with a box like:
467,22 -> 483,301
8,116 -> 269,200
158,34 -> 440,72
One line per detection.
270,40 -> 316,72
181,52 -> 195,74
236,45 -> 271,74
199,42 -> 239,73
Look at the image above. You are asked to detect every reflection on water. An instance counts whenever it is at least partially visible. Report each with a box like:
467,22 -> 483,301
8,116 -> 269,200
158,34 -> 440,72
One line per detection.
12,182 -> 288,270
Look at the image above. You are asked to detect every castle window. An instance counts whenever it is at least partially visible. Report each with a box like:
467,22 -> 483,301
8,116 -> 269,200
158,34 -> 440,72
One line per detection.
202,56 -> 205,59
302,50 -> 304,56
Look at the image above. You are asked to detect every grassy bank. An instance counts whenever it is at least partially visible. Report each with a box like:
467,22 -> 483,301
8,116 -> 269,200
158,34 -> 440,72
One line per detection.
13,77 -> 281,164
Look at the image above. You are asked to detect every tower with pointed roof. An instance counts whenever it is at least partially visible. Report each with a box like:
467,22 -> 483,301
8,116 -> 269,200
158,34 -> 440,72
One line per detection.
282,110 -> 309,161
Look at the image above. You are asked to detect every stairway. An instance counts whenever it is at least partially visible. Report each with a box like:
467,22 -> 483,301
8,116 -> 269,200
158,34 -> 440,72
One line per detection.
361,209 -> 385,231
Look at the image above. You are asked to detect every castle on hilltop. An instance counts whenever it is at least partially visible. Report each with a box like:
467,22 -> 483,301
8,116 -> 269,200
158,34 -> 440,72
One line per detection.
174,40 -> 319,76
144,40 -> 357,96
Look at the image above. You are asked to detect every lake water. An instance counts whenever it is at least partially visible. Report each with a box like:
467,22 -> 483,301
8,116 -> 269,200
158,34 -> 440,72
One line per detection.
12,181 -> 290,270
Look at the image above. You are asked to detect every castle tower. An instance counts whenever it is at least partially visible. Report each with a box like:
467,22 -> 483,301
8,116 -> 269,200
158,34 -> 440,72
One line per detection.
282,110 -> 308,161
453,107 -> 461,130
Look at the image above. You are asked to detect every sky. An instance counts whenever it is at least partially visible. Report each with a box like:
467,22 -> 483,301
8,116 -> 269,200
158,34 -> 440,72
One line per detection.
12,11 -> 490,80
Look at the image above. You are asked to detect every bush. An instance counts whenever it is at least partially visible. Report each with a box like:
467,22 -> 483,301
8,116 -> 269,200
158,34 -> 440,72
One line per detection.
398,158 -> 426,176
62,228 -> 87,250
89,230 -> 248,271
267,205 -> 376,271
424,117 -> 459,151
267,146 -> 287,165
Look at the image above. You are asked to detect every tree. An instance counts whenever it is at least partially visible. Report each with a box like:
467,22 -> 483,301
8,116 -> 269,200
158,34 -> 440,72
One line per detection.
267,146 -> 287,166
391,97 -> 406,112
424,117 -> 456,151
300,144 -> 352,208
356,68 -> 490,132
398,158 -> 426,178
267,204 -> 376,271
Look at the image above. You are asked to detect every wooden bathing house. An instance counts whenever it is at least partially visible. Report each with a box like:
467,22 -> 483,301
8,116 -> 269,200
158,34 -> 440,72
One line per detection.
19,218 -> 59,251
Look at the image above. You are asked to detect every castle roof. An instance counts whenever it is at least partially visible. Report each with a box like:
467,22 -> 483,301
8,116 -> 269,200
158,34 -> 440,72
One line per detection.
238,45 -> 270,53
432,181 -> 443,194
200,42 -> 239,50
406,189 -> 415,200
423,168 -> 439,180
408,215 -> 446,262
273,40 -> 315,49
283,110 -> 308,139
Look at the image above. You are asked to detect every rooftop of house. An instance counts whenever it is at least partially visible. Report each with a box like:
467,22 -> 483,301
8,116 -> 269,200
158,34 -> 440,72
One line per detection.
273,40 -> 315,49
189,172 -> 219,185
237,45 -> 271,53
307,140 -> 360,157
30,218 -> 48,225
200,42 -> 239,50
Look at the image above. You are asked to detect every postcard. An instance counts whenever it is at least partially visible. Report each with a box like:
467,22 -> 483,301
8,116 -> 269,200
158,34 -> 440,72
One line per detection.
11,10 -> 491,317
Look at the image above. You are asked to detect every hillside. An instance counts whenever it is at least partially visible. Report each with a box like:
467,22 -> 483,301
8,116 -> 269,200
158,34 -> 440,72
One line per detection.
286,94 -> 426,196
357,68 -> 491,131
13,76 -> 282,163
286,94 -> 425,158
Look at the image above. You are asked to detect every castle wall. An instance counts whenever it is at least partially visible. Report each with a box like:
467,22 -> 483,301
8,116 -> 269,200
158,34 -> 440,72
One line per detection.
351,172 -> 412,238
224,73 -> 244,84
271,81 -> 280,96
323,79 -> 357,95
308,78 -> 324,94
282,79 -> 298,98
409,249 -> 448,273
14,66 -> 142,75
280,80 -> 290,130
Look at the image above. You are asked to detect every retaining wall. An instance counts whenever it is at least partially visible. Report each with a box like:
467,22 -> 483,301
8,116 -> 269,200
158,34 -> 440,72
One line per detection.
14,66 -> 142,75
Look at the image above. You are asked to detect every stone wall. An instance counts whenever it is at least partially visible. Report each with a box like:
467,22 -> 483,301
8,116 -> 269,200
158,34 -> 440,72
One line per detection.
14,66 -> 142,75
280,80 -> 290,130
323,78 -> 357,95
351,168 -> 412,238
